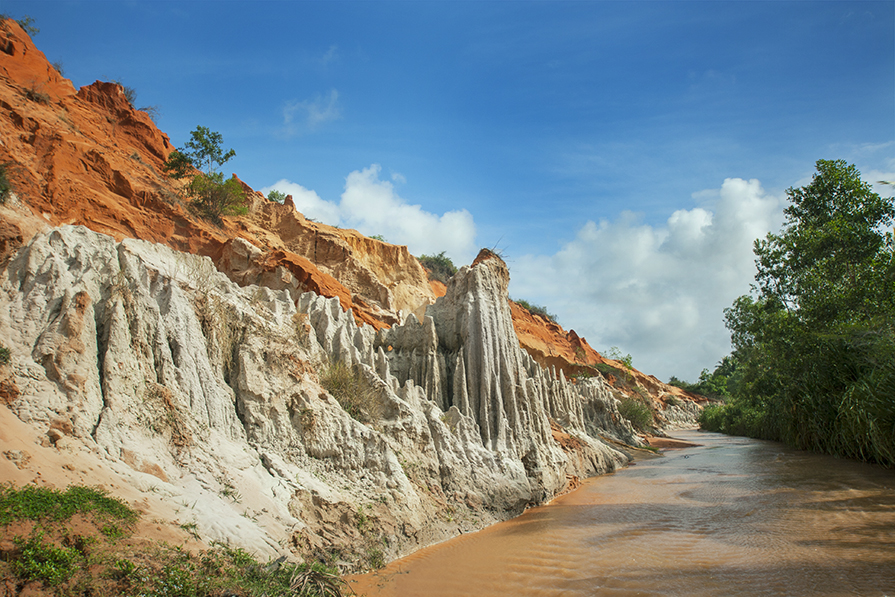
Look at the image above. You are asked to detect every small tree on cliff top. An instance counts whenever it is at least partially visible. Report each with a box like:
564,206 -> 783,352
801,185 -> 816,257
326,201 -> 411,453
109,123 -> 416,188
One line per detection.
163,126 -> 246,223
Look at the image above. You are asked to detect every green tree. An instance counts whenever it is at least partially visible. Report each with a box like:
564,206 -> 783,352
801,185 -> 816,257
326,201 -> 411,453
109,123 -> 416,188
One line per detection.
163,126 -> 246,223
702,160 -> 895,465
670,355 -> 739,399
267,189 -> 287,203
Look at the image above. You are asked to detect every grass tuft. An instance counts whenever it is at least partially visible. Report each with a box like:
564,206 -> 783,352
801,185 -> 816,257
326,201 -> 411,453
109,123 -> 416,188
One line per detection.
319,360 -> 382,423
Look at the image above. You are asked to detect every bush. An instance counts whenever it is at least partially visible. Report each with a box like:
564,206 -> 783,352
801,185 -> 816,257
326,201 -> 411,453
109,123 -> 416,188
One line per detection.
0,484 -> 139,526
12,534 -> 78,586
418,252 -> 457,284
617,395 -> 653,431
604,346 -> 633,369
267,189 -> 287,203
319,360 -> 381,423
513,299 -> 558,323
0,163 -> 9,204
163,126 -> 246,223
0,14 -> 39,35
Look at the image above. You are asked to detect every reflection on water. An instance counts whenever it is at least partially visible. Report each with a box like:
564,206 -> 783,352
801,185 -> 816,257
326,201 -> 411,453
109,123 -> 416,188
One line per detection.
349,431 -> 895,596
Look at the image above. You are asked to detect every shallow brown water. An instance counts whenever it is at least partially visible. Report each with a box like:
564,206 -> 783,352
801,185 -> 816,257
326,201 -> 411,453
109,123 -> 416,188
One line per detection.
349,431 -> 895,596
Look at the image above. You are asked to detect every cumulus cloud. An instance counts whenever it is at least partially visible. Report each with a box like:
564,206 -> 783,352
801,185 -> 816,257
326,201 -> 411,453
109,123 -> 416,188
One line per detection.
282,89 -> 341,135
262,165 -> 477,264
340,165 -> 477,262
509,178 -> 785,382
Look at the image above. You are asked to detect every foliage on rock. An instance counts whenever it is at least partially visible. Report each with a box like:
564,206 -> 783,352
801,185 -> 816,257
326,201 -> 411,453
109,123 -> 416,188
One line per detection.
163,125 -> 246,223
417,251 -> 458,284
0,483 -> 348,596
616,395 -> 653,431
514,299 -> 558,323
319,360 -> 382,423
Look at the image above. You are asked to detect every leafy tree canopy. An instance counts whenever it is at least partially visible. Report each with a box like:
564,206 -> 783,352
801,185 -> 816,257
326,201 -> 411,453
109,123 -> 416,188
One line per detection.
701,160 -> 895,466
267,189 -> 287,203
163,126 -> 245,223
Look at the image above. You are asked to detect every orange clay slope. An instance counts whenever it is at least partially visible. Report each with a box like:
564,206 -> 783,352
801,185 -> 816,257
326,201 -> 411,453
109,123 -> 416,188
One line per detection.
0,18 -> 434,329
1,17 -> 700,410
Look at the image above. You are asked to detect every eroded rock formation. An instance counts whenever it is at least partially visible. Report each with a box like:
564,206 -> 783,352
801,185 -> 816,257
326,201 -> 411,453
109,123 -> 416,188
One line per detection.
0,18 -> 434,330
0,19 -> 705,573
0,226 -> 635,570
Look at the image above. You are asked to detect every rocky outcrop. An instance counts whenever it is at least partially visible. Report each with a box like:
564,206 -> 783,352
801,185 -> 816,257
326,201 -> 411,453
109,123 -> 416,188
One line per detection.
0,20 -> 705,573
509,295 -> 707,428
0,18 -> 434,332
0,226 -> 635,570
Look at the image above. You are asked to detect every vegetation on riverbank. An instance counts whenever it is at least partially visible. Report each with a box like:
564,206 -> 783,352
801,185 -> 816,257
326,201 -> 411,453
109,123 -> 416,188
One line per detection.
697,160 -> 895,467
0,484 -> 349,596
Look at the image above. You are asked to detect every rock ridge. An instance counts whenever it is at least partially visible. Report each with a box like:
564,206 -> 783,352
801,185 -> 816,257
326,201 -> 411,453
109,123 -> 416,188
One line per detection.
1,226 -> 634,570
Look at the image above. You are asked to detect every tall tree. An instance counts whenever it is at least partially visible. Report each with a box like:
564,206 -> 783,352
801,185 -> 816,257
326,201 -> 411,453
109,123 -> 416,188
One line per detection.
703,160 -> 895,465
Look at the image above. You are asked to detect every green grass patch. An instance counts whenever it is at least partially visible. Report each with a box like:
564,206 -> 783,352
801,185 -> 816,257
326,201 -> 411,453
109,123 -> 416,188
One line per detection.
12,533 -> 79,586
513,299 -> 557,323
417,251 -> 457,284
126,543 -> 348,597
0,484 -> 139,526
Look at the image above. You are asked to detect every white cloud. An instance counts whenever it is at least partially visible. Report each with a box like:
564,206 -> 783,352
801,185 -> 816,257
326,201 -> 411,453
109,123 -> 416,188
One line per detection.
340,165 -> 477,263
263,165 -> 477,264
282,89 -> 341,135
509,177 -> 785,382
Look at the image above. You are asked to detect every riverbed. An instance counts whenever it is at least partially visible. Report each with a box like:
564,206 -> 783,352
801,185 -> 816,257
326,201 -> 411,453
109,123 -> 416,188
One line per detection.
348,430 -> 895,596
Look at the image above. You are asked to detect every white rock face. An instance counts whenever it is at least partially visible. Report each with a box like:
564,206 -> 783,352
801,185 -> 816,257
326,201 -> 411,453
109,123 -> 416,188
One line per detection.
0,227 -> 636,571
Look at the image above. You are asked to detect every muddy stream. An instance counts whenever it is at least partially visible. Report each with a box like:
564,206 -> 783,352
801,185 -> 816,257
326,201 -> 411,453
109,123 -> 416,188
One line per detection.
348,430 -> 895,596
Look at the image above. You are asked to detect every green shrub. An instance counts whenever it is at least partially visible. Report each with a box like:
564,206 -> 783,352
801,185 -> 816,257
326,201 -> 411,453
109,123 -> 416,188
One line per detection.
617,396 -> 653,431
0,343 -> 10,365
163,126 -> 245,223
24,87 -> 49,104
604,346 -> 633,369
0,163 -> 10,204
267,189 -> 287,203
0,14 -> 39,35
17,15 -> 39,35
319,360 -> 381,423
12,534 -> 78,586
0,484 -> 139,526
111,80 -> 137,105
418,252 -> 457,284
513,299 -> 558,323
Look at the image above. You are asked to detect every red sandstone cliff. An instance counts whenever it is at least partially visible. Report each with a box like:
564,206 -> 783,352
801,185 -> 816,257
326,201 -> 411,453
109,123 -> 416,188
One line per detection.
0,18 -> 696,409
0,19 -> 433,329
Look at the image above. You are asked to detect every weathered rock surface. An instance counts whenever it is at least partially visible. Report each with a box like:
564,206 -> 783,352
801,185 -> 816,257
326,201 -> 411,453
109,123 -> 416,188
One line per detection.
0,226 -> 635,570
0,18 -> 434,331
0,20 -> 706,572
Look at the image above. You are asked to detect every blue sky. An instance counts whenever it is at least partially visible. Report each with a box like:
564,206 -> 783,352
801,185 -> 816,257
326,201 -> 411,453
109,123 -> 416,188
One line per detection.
5,0 -> 893,381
